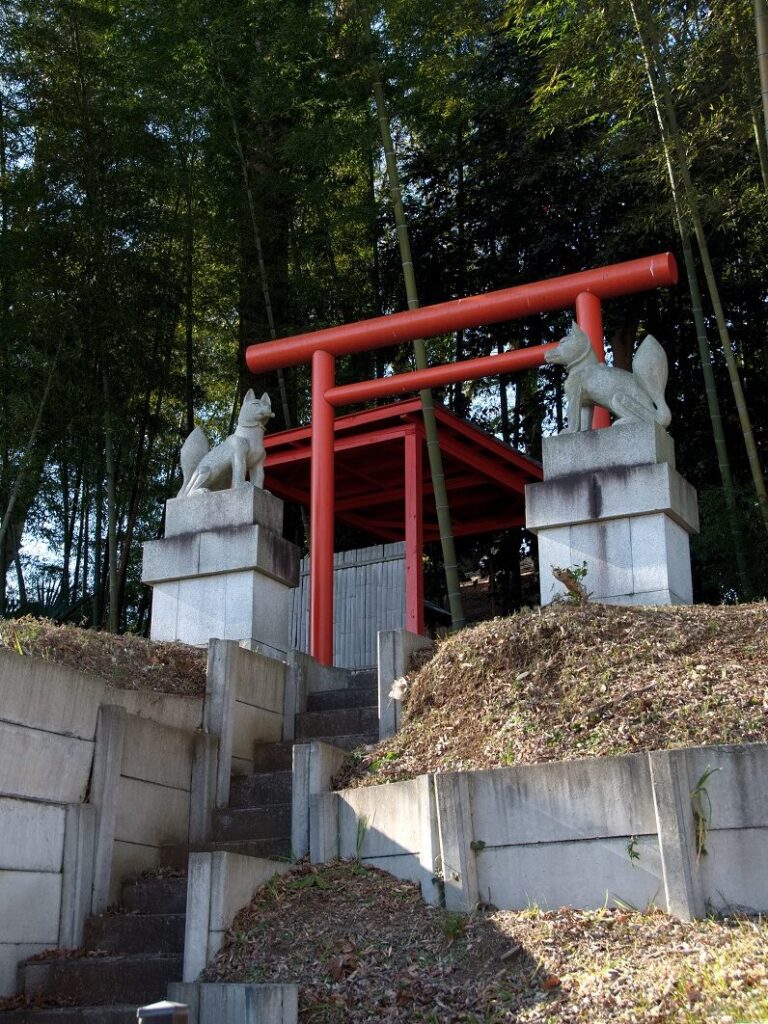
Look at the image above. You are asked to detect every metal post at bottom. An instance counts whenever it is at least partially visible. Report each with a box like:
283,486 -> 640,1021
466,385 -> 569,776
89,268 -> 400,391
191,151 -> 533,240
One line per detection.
137,1001 -> 189,1023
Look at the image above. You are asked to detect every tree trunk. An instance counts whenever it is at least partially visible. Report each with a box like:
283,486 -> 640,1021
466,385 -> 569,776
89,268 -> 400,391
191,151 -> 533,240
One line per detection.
630,0 -> 752,592
630,0 -> 768,537
755,0 -> 768,163
370,46 -> 465,629
102,366 -> 119,633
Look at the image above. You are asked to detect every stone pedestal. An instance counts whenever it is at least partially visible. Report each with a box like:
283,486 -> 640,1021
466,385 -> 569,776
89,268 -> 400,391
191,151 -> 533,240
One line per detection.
525,422 -> 699,606
142,488 -> 299,656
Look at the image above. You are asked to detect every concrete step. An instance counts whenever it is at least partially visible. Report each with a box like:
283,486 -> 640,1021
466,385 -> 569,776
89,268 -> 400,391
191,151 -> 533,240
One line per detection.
83,913 -> 185,956
348,668 -> 377,688
120,874 -> 187,915
252,741 -> 294,771
212,804 -> 291,843
296,707 -> 378,739
304,732 -> 376,752
162,838 -> 291,871
21,955 -> 182,1007
0,1005 -> 137,1023
229,770 -> 292,808
306,687 -> 377,712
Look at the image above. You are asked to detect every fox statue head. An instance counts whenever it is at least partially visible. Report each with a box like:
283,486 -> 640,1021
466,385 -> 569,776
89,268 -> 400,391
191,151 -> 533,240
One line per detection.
238,389 -> 275,428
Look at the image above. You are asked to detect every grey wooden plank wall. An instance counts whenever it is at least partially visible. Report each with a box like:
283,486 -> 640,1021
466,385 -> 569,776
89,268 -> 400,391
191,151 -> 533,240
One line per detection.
289,543 -> 406,669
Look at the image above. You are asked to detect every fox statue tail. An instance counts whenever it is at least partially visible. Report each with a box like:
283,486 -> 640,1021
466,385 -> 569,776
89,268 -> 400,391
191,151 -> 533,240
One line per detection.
178,427 -> 209,497
632,334 -> 671,427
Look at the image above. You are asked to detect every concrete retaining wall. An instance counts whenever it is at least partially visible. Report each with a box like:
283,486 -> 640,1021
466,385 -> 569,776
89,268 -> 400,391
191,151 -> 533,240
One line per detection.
0,640 -> 288,996
311,743 -> 768,920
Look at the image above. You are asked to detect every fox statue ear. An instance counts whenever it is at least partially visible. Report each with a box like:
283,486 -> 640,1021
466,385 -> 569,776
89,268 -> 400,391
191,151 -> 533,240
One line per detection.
243,388 -> 255,401
261,392 -> 271,406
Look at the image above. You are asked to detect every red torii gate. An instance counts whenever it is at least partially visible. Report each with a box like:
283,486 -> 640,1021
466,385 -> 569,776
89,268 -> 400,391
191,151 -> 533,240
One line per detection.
246,253 -> 679,666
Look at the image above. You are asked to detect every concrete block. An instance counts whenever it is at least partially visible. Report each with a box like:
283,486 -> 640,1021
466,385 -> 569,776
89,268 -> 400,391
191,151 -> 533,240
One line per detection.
0,798 -> 65,871
115,777 -> 190,848
0,720 -> 93,804
542,421 -> 675,478
648,749 -> 704,920
608,589 -> 687,606
59,804 -> 96,948
143,532 -> 201,584
0,871 -> 61,943
169,982 -> 298,1024
143,526 -> 298,588
309,792 -> 340,864
0,944 -> 50,997
536,527 -> 574,605
0,650 -> 104,738
434,773 -> 479,913
475,835 -> 663,911
231,704 -> 281,759
91,705 -> 127,913
121,717 -> 195,790
630,514 -> 693,602
164,487 -> 284,538
292,742 -> 347,860
204,640 -> 236,808
568,519 -> 634,598
148,582 -> 180,643
527,463 -> 698,534
466,753 -> 656,847
377,630 -> 431,740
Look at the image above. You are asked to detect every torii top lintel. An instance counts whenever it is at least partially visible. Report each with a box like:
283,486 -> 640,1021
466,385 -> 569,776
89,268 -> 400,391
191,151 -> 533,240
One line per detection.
245,252 -> 678,374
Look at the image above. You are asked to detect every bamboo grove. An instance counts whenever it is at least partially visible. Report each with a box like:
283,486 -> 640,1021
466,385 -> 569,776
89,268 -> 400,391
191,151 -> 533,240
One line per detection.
0,0 -> 766,630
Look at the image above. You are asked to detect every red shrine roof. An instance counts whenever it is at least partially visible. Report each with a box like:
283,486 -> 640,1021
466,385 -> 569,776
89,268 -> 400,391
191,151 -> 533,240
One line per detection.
263,399 -> 542,543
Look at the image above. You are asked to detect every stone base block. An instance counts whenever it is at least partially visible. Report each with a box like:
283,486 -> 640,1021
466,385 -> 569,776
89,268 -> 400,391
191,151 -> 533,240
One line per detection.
150,572 -> 292,653
164,486 -> 284,538
542,421 -> 675,478
536,513 -> 693,606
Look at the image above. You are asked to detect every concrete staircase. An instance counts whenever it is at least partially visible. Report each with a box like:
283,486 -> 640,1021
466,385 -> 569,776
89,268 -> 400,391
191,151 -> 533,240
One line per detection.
0,669 -> 378,1021
0,874 -> 187,1023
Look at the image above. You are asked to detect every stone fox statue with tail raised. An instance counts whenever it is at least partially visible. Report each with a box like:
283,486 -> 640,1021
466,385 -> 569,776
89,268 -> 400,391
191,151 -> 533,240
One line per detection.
177,390 -> 274,497
544,323 -> 671,432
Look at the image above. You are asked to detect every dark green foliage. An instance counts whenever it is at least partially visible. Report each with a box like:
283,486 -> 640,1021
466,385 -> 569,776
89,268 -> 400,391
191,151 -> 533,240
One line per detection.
1,0 -> 766,626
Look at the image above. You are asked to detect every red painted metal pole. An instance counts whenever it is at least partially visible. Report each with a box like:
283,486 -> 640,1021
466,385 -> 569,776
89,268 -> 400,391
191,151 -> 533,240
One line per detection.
404,430 -> 424,634
246,254 -> 678,373
326,342 -> 559,408
310,350 -> 335,665
575,291 -> 611,429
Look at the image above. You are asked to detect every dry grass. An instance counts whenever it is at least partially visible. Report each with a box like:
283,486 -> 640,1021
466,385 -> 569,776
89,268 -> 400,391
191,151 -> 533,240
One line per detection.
336,602 -> 768,789
0,616 -> 207,697
206,861 -> 768,1023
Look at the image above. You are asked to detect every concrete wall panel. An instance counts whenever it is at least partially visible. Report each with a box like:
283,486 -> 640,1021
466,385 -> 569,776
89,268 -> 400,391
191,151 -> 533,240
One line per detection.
682,744 -> 768,830
121,716 -> 195,790
0,944 -> 50,997
0,650 -> 104,738
114,777 -> 189,848
697,828 -> 768,914
0,721 -> 93,803
0,798 -> 65,872
338,779 -> 424,859
0,872 -> 61,943
475,835 -> 664,911
467,754 -> 655,847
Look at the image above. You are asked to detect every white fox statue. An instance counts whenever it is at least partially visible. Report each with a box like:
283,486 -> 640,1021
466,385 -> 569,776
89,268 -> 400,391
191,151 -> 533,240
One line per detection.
544,323 -> 671,432
177,390 -> 274,497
